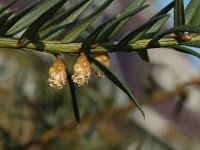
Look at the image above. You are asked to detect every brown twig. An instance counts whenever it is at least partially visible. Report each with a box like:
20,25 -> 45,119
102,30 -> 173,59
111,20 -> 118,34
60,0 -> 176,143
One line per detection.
23,78 -> 200,147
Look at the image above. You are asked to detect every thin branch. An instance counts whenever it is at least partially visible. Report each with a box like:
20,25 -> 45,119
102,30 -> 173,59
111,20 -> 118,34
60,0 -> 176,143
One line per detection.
27,78 -> 200,145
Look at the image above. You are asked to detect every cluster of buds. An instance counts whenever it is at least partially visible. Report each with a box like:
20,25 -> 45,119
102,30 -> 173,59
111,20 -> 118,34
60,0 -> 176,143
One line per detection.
93,53 -> 110,78
71,52 -> 91,87
48,55 -> 67,89
48,52 -> 110,88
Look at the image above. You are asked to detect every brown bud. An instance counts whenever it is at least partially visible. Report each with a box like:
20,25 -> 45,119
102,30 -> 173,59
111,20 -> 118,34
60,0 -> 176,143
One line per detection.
48,56 -> 67,89
93,53 -> 110,78
72,53 -> 91,86
181,34 -> 192,42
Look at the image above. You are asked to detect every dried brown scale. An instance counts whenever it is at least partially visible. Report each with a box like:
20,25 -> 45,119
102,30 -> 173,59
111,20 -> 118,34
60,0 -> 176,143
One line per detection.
72,52 -> 91,86
48,56 -> 67,89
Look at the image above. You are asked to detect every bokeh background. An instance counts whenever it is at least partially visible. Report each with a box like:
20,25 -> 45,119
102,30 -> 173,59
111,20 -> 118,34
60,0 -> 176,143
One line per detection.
0,0 -> 199,149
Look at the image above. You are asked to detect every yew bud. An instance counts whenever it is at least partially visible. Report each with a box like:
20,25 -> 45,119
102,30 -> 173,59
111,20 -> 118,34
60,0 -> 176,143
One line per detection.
72,53 -> 91,86
48,56 -> 67,89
